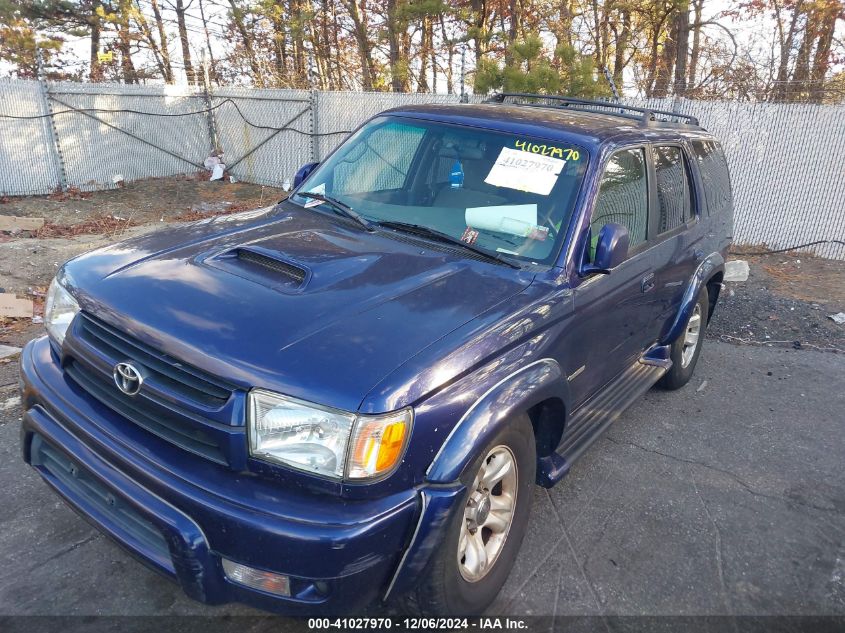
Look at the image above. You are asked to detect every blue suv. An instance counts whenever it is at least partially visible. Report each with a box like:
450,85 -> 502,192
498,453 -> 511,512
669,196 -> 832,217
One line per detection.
20,94 -> 732,615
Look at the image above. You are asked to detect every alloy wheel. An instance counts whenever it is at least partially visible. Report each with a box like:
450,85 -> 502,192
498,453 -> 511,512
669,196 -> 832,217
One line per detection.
457,445 -> 518,583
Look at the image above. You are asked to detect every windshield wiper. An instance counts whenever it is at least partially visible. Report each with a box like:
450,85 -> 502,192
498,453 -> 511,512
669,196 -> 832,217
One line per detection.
298,192 -> 373,231
376,221 -> 520,269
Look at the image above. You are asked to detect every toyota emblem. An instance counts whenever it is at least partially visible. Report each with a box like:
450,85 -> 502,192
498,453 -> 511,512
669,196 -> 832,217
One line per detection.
113,362 -> 144,396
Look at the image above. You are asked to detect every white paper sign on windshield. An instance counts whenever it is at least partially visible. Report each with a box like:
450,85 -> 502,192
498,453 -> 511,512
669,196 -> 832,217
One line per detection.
465,204 -> 538,237
484,147 -> 565,196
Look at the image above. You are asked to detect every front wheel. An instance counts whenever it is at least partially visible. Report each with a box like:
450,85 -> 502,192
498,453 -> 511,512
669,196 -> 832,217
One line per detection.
659,286 -> 708,390
402,414 -> 535,615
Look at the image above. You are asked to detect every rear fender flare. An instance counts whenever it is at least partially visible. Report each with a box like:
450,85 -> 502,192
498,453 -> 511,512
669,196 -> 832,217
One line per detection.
425,358 -> 567,484
660,252 -> 724,346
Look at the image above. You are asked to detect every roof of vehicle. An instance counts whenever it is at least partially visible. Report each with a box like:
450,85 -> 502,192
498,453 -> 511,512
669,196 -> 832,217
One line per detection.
383,100 -> 715,152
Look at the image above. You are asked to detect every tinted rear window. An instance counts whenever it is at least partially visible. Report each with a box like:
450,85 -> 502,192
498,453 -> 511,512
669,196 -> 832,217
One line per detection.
690,140 -> 731,216
653,146 -> 693,232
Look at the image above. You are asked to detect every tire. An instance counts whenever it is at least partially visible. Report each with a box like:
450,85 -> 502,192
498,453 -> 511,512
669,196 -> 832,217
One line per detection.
659,286 -> 708,390
402,414 -> 536,616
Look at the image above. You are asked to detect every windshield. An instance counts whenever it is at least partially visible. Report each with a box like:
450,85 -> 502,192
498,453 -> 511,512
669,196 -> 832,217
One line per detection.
291,116 -> 589,266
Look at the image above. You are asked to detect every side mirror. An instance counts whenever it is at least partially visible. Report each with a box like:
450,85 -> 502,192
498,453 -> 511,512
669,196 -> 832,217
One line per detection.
582,223 -> 629,275
292,162 -> 319,189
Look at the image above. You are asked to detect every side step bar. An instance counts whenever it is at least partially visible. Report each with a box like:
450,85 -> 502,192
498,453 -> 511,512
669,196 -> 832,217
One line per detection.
537,359 -> 667,487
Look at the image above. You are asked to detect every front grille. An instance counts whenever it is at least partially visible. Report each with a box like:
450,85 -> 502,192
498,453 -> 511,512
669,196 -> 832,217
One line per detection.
30,433 -> 173,572
63,312 -> 243,468
65,360 -> 228,465
75,314 -> 234,407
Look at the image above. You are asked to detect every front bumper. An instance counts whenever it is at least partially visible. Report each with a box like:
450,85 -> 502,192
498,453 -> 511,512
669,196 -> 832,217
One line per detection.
19,336 -> 422,614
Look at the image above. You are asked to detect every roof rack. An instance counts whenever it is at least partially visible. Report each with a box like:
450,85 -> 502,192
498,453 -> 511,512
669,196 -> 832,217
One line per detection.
484,93 -> 702,128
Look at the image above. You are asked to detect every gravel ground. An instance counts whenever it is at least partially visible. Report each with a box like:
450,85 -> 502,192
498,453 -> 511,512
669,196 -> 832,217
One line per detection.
707,254 -> 845,353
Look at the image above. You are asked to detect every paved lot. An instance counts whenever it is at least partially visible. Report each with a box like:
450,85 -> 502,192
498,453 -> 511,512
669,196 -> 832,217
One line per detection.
0,340 -> 843,619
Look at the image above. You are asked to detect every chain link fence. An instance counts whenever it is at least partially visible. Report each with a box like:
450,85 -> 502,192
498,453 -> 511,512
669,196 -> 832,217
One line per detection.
0,79 -> 843,260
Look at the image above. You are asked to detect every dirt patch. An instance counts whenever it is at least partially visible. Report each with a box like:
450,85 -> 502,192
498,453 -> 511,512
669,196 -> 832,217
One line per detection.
0,174 -> 284,227
708,253 -> 845,353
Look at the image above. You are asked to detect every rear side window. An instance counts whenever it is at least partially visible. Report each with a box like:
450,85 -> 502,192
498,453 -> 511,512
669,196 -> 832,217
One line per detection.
690,140 -> 731,216
653,146 -> 693,232
591,148 -> 648,249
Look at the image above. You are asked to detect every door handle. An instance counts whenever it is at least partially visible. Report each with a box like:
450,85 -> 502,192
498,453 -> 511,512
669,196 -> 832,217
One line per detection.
641,272 -> 656,293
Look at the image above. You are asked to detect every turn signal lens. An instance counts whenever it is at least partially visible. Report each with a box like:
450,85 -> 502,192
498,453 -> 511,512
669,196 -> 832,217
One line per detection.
221,558 -> 291,597
347,409 -> 412,479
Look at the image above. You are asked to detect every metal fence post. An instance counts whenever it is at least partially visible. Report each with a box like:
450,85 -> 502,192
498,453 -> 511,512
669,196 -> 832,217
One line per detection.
36,49 -> 68,192
310,89 -> 320,163
201,55 -> 220,155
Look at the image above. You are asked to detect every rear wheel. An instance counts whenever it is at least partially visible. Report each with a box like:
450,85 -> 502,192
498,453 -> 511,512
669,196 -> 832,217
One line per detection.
403,414 -> 535,615
659,287 -> 708,390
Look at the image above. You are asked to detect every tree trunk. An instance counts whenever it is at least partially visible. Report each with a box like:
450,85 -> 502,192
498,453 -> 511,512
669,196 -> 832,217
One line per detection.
344,0 -> 377,90
612,7 -> 630,88
792,8 -> 816,100
470,0 -> 490,71
386,0 -> 405,91
418,15 -> 431,92
149,0 -> 173,82
505,0 -> 520,65
688,0 -> 703,90
198,0 -> 219,85
652,11 -> 678,98
89,0 -> 102,81
810,2 -> 838,102
440,13 -> 454,94
116,0 -> 138,83
175,0 -> 196,85
772,0 -> 804,101
134,0 -> 169,81
644,26 -> 661,96
227,0 -> 263,86
673,0 -> 690,96
430,22 -> 437,93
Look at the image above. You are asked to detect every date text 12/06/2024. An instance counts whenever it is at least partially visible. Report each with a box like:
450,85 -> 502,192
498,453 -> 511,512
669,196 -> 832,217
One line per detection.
307,618 -> 529,630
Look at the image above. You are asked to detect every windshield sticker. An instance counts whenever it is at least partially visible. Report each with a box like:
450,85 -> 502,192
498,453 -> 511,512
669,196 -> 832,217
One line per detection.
484,147 -> 565,196
461,227 -> 479,245
515,140 -> 580,161
527,225 -> 549,241
450,159 -> 464,189
466,204 -> 538,238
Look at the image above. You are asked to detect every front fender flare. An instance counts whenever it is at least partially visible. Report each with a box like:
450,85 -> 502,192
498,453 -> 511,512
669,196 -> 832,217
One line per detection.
425,358 -> 567,484
660,252 -> 725,346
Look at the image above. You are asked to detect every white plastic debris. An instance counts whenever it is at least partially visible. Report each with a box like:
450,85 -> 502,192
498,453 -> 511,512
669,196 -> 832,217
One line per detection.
0,344 -> 21,359
282,179 -> 292,191
112,174 -> 124,185
203,155 -> 221,170
229,175 -> 237,183
724,260 -> 750,282
829,312 -> 845,325
210,163 -> 225,181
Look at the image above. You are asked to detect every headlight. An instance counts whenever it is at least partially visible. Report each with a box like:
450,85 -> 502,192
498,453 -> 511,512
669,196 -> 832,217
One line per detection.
248,389 -> 411,480
44,275 -> 80,346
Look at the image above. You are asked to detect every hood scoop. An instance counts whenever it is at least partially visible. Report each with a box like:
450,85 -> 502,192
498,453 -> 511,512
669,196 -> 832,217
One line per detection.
206,246 -> 310,291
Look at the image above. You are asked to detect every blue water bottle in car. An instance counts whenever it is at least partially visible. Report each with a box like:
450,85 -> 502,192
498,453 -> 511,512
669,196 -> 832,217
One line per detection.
450,160 -> 464,189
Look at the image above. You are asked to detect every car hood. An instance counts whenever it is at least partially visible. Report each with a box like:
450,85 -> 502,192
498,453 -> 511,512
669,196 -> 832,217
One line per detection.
63,204 -> 535,412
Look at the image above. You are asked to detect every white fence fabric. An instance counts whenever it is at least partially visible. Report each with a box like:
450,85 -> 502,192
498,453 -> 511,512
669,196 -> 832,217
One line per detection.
0,79 -> 842,260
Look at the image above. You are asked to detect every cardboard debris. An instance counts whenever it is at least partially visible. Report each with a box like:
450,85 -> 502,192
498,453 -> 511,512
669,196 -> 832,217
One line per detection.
724,260 -> 750,282
0,215 -> 45,232
0,294 -> 34,318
